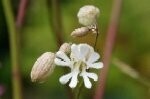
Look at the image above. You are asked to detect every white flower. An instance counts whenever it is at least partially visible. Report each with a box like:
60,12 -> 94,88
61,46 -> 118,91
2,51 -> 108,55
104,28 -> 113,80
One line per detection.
77,5 -> 100,26
54,43 -> 103,88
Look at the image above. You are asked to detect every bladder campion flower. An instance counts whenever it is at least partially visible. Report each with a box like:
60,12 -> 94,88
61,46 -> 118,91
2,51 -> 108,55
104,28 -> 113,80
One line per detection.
31,52 -> 55,82
55,43 -> 103,88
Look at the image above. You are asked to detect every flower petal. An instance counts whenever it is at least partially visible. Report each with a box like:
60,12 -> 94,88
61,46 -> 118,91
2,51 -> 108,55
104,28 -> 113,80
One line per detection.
69,71 -> 79,88
87,52 -> 100,63
87,62 -> 103,69
78,44 -> 90,60
54,58 -> 70,66
80,68 -> 92,89
71,44 -> 80,60
55,51 -> 71,67
82,74 -> 92,89
59,73 -> 72,84
56,51 -> 70,63
86,72 -> 98,81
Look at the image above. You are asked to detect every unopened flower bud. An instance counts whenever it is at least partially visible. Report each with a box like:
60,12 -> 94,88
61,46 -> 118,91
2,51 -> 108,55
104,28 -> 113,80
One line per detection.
31,52 -> 55,82
71,27 -> 90,37
77,5 -> 100,26
59,43 -> 71,54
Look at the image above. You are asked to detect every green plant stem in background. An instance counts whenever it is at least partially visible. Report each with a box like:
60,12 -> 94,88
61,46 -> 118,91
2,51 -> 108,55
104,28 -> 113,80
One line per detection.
2,0 -> 22,99
94,0 -> 122,99
113,58 -> 150,88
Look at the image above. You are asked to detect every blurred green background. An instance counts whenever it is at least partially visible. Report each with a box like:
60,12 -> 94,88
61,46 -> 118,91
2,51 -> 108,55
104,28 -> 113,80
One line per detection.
0,0 -> 150,99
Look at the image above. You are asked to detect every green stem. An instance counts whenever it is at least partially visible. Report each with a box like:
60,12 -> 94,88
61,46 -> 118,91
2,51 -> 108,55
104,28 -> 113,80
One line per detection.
113,58 -> 150,88
74,80 -> 84,99
2,0 -> 22,99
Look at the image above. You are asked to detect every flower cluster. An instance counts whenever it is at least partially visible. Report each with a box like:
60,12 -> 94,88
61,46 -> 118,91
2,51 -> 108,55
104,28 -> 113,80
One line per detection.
30,5 -> 103,89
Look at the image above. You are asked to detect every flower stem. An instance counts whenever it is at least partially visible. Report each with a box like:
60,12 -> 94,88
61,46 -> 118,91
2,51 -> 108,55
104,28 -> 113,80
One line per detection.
94,24 -> 99,49
74,80 -> 84,99
2,0 -> 22,99
94,0 -> 122,99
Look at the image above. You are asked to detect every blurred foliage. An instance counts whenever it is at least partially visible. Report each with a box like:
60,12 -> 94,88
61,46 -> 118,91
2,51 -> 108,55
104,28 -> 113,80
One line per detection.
0,0 -> 150,99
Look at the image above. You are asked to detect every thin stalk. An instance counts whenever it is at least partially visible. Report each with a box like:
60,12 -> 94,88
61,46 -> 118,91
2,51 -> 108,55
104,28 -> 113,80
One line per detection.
94,0 -> 122,99
94,25 -> 99,49
74,80 -> 84,99
2,0 -> 22,99
113,58 -> 150,88
94,33 -> 99,49
16,0 -> 28,28
50,0 -> 73,99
